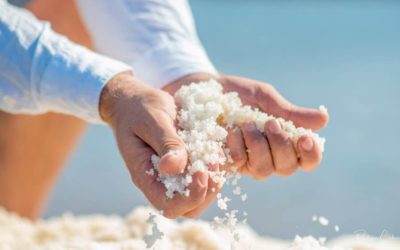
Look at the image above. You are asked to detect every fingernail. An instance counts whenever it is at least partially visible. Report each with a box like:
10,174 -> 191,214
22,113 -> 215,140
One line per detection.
301,137 -> 314,151
268,120 -> 281,134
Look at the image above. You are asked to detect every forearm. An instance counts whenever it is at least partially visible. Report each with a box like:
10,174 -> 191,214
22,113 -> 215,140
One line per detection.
0,1 -> 131,123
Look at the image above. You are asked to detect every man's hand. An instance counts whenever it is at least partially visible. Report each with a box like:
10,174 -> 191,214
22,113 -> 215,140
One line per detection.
99,72 -> 220,218
164,73 -> 329,180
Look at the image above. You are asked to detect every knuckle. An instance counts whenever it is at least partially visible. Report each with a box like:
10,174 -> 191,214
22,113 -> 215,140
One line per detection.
244,130 -> 265,146
272,131 -> 291,146
230,149 -> 247,164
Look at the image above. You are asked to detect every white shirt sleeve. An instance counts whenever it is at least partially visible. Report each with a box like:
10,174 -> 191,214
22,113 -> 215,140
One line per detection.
0,1 -> 132,123
75,0 -> 218,89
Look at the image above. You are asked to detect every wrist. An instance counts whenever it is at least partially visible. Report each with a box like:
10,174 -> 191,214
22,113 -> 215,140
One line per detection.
99,71 -> 146,126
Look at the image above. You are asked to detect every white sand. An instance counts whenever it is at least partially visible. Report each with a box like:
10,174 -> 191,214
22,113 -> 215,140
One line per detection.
1,206 -> 399,250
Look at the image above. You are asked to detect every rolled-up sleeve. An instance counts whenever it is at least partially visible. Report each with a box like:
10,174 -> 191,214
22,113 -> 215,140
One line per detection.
76,0 -> 217,89
0,1 -> 132,123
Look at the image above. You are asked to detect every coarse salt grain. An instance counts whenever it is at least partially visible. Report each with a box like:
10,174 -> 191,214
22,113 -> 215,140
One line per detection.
145,168 -> 154,176
233,186 -> 241,195
151,80 -> 326,199
147,80 -> 327,248
319,216 -> 330,226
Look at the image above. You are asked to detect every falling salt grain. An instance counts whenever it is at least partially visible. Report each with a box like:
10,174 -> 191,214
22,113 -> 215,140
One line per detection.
144,80 -> 327,249
150,80 -> 326,199
335,225 -> 340,232
217,196 -> 230,211
233,186 -> 241,195
318,216 -> 329,226
143,212 -> 164,248
319,105 -> 328,114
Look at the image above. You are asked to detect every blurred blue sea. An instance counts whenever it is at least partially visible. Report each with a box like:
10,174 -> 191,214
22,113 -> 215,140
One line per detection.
45,0 -> 400,240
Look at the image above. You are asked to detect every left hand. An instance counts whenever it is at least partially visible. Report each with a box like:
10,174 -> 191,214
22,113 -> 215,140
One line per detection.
163,73 -> 329,180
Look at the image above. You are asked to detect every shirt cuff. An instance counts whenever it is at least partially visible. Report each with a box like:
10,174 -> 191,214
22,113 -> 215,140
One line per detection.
132,40 -> 218,89
34,25 -> 132,124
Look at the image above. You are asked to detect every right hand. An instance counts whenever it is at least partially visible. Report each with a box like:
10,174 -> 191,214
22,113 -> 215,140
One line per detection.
99,72 -> 221,218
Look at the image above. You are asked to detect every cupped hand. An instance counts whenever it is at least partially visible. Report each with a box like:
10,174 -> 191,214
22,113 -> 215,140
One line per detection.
164,73 -> 329,181
99,72 -> 221,218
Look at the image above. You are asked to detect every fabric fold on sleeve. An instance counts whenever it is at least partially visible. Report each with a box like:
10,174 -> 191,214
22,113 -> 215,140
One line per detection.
0,1 -> 132,124
76,0 -> 218,89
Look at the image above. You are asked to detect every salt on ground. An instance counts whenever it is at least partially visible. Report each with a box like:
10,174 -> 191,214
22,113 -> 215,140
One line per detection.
1,206 -> 399,250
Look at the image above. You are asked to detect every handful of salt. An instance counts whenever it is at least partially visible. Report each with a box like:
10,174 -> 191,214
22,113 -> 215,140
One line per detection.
151,80 -> 326,198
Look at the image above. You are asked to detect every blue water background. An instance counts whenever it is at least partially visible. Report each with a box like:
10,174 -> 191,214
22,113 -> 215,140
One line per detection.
45,1 -> 400,240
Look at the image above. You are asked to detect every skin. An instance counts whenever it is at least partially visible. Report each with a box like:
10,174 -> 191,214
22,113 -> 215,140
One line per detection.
0,1 -> 328,220
100,72 -> 329,219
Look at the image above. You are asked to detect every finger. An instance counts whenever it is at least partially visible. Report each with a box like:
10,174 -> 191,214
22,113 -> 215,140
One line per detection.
256,84 -> 329,130
135,110 -> 188,175
297,136 -> 322,172
137,163 -> 207,219
226,127 -> 247,169
264,119 -> 298,176
183,164 -> 222,218
221,76 -> 329,130
120,133 -> 205,218
241,122 -> 274,180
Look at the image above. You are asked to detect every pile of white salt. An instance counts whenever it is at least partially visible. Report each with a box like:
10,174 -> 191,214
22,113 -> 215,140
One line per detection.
1,206 -> 399,250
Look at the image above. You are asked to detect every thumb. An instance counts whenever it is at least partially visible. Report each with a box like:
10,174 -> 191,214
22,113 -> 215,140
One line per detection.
142,111 -> 188,175
257,85 -> 329,131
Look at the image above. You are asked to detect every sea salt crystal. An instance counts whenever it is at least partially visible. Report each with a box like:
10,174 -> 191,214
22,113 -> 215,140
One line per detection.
233,187 -> 241,195
319,105 -> 328,114
335,225 -> 340,232
318,216 -> 329,226
319,237 -> 327,244
289,235 -> 327,250
145,169 -> 154,176
217,195 -> 230,211
146,80 -> 326,248
150,80 -> 326,199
